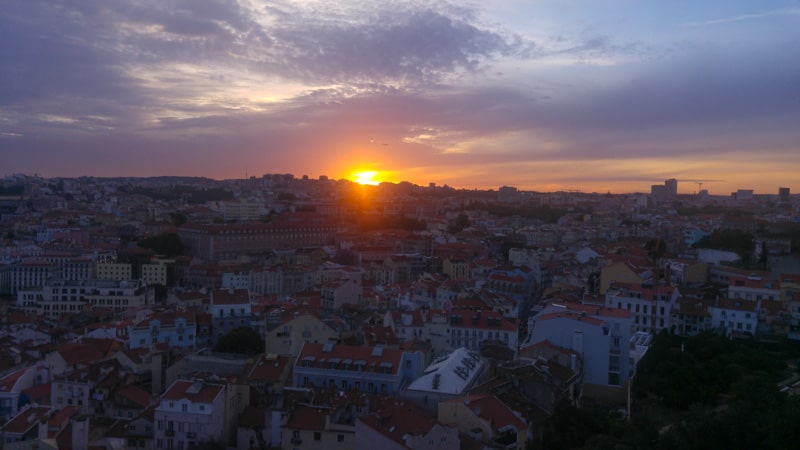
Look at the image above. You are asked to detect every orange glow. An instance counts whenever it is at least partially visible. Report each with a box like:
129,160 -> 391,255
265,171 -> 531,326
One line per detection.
351,170 -> 380,185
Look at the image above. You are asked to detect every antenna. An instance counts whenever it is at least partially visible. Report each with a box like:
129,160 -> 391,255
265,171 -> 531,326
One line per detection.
695,182 -> 703,194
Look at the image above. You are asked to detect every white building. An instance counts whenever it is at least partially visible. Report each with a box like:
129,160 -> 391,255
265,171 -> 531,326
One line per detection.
524,303 -> 634,400
709,298 -> 759,336
154,380 -> 226,450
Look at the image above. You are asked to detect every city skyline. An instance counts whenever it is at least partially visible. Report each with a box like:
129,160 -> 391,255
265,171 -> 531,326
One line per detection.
2,1 -> 799,194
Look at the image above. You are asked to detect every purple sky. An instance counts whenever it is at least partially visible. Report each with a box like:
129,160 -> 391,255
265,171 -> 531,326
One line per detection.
1,0 -> 799,194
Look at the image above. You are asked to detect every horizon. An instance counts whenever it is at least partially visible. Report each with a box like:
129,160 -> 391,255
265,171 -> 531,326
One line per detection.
2,1 -> 798,195
4,171 -> 793,197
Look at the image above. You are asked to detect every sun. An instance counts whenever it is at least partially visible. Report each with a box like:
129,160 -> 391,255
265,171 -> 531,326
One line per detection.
352,171 -> 380,186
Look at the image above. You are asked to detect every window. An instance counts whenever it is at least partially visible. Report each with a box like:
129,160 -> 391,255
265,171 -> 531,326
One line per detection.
338,434 -> 345,442
314,432 -> 321,441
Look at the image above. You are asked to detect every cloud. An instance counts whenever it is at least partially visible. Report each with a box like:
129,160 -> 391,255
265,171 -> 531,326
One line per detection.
681,7 -> 800,27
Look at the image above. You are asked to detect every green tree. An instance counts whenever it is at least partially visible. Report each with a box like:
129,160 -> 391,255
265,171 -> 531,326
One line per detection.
138,232 -> 184,256
215,326 -> 264,355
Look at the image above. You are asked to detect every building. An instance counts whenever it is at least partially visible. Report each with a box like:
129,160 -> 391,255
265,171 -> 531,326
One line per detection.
605,283 -> 680,333
438,393 -> 529,449
18,278 -> 152,318
129,312 -> 197,350
709,298 -> 759,336
265,311 -> 339,357
154,380 -> 226,450
356,400 -> 460,450
448,309 -> 518,355
524,302 -> 633,401
96,262 -> 133,281
1,260 -> 58,295
293,342 -> 424,395
403,348 -> 488,412
209,288 -> 252,338
178,213 -> 336,261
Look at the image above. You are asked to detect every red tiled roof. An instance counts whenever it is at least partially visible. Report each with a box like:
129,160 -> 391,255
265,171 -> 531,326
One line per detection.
296,343 -> 404,375
116,385 -> 152,408
550,302 -> 631,319
56,342 -> 104,366
22,382 -> 51,402
247,354 -> 293,383
48,405 -> 77,429
162,380 -> 224,404
1,406 -> 51,434
445,393 -> 527,432
284,404 -> 327,431
212,288 -> 250,305
449,310 -> 516,331
358,401 -> 441,446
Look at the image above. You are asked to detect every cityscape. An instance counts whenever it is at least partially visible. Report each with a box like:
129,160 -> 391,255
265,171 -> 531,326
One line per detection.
2,0 -> 800,449
0,173 -> 798,449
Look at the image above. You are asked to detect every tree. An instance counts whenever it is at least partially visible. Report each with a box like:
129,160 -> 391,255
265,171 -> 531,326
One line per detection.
138,232 -> 184,256
215,326 -> 264,355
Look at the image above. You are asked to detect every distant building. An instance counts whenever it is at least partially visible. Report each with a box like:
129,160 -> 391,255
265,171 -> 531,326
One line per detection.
779,187 -> 790,203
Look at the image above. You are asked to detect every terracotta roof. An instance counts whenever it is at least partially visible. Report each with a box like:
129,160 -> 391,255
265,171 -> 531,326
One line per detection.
212,288 -> 250,305
247,354 -> 293,383
115,385 -> 152,408
284,404 -> 328,431
449,310 -> 516,331
162,380 -> 224,404
550,302 -> 631,319
712,298 -> 758,312
22,382 -> 51,402
358,401 -> 441,447
1,405 -> 51,434
0,366 -> 27,392
56,342 -> 104,366
296,342 -> 404,376
445,393 -> 527,432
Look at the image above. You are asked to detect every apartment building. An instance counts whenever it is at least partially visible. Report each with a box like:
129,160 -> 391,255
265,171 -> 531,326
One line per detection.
154,380 -> 226,450
293,342 -> 424,395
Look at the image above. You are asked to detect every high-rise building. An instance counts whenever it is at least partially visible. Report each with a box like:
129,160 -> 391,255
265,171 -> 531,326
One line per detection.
665,178 -> 678,197
779,187 -> 790,203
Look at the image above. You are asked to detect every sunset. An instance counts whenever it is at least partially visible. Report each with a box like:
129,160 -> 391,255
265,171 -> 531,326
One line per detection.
1,1 -> 799,194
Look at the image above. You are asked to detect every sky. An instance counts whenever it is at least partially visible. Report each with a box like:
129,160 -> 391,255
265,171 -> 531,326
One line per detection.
1,0 -> 799,194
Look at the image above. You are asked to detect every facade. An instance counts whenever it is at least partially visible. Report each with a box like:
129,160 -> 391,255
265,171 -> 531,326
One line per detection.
438,394 -> 529,450
178,213 -> 336,261
154,380 -> 226,450
709,298 -> 759,336
293,342 -> 424,395
2,261 -> 58,295
605,283 -> 680,333
524,303 -> 633,398
356,401 -> 459,450
18,278 -> 151,318
320,279 -> 362,310
727,275 -> 780,302
600,261 -> 653,295
265,312 -> 339,357
282,404 -> 356,450
96,262 -> 133,281
142,258 -> 172,286
209,288 -> 252,338
129,312 -> 197,350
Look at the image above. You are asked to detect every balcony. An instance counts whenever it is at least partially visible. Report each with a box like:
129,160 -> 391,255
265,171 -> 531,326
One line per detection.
165,429 -> 175,437
187,432 -> 196,439
291,438 -> 302,445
